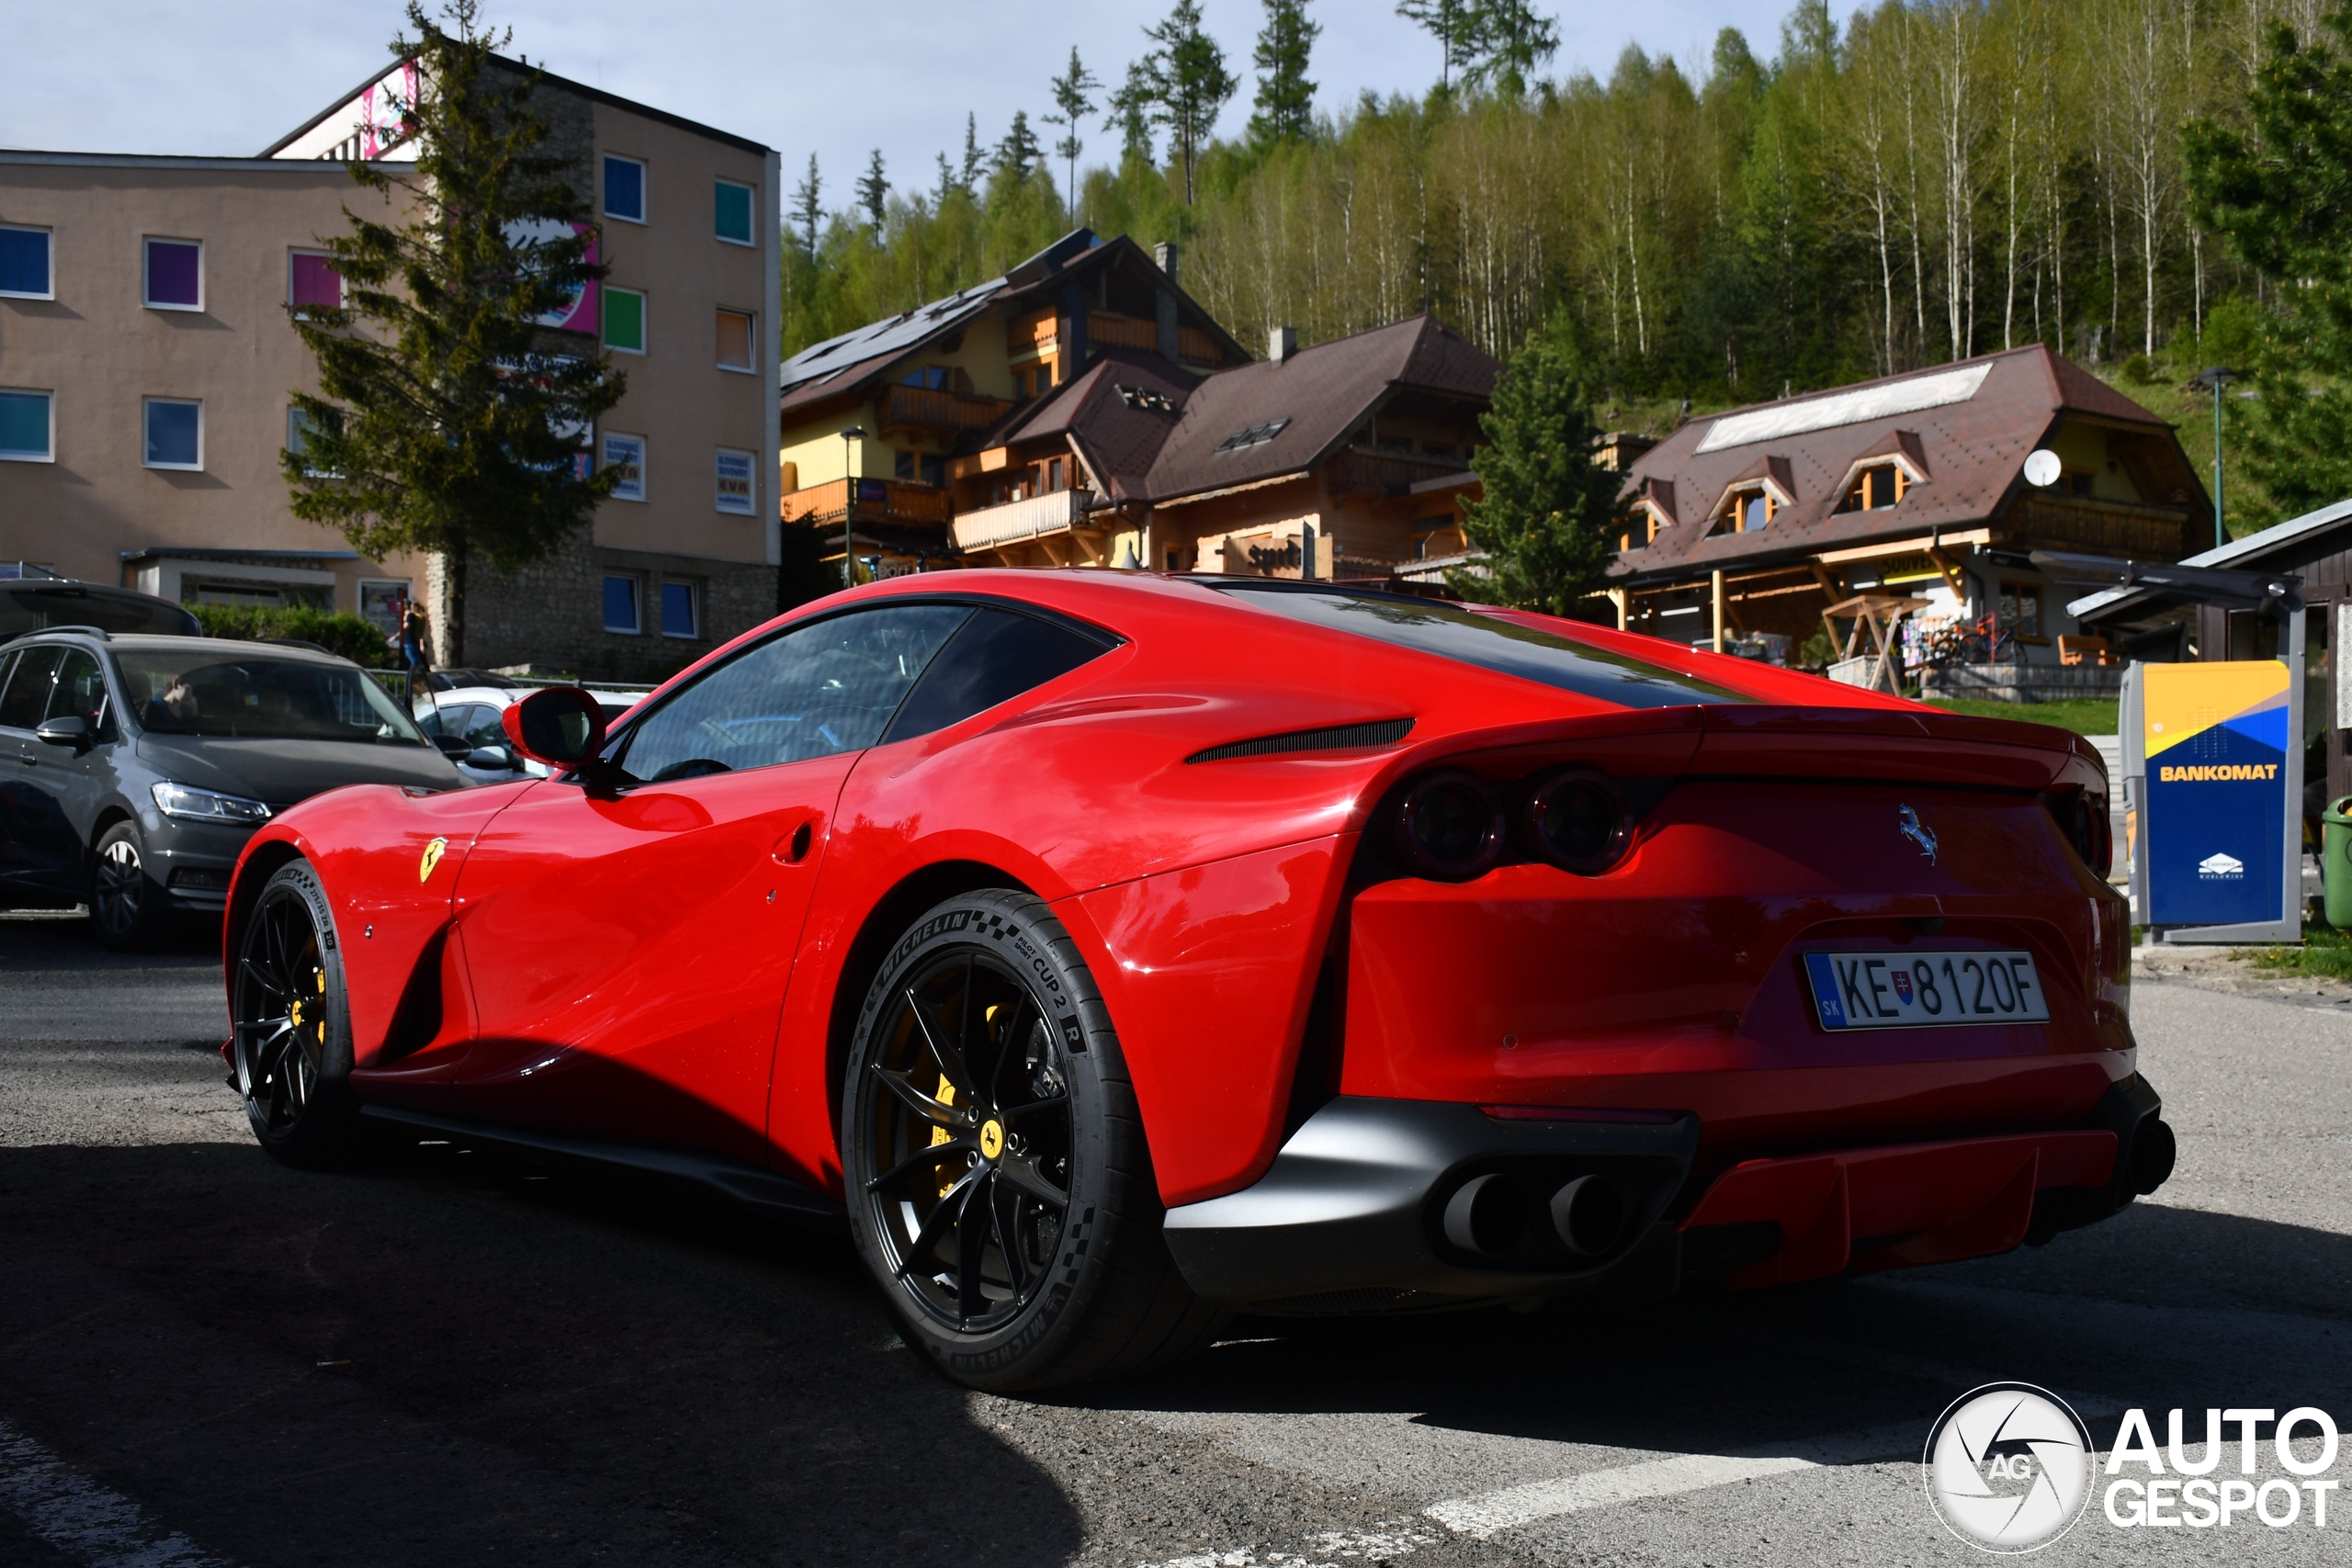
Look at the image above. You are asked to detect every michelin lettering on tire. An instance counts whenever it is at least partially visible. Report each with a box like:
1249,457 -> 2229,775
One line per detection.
1923,1382 -> 2094,1552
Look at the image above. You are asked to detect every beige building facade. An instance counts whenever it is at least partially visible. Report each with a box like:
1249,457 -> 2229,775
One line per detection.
1,56 -> 781,682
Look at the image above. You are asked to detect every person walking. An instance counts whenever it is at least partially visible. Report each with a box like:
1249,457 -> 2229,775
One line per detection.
399,603 -> 433,673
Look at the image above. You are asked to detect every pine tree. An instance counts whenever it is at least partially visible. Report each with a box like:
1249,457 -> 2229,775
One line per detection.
1465,1 -> 1558,96
1450,312 -> 1623,616
995,110 -> 1044,182
790,153 -> 822,258
959,113 -> 987,192
933,151 -> 956,211
283,0 -> 623,668
1107,62 -> 1158,164
1396,0 -> 1481,93
855,149 -> 888,233
1248,0 -> 1320,146
1043,46 -> 1103,216
1142,0 -> 1238,204
2186,5 -> 2352,523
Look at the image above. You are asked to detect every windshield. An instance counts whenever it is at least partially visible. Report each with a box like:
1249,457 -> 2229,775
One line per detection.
1212,586 -> 1750,709
113,649 -> 429,743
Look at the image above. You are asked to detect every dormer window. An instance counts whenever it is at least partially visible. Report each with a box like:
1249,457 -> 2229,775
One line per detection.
1616,502 -> 1668,552
1838,461 -> 1908,513
1713,483 -> 1776,535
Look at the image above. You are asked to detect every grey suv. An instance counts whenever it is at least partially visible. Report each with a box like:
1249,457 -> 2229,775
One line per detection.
0,631 -> 462,947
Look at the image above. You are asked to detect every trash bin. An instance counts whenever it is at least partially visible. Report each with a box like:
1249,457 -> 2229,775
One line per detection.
2325,796 -> 2352,930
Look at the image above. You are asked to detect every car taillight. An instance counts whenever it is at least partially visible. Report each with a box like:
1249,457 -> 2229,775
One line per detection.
1522,769 -> 1631,874
2049,789 -> 2111,878
1393,770 -> 1508,880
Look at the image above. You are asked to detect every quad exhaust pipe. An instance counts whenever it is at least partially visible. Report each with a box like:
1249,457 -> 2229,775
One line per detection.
1442,1171 -> 1629,1259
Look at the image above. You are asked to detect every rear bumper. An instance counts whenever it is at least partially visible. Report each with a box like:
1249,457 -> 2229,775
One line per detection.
1159,1078 -> 2170,1311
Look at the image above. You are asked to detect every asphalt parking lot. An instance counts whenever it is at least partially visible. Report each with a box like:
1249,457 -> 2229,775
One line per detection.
1,912 -> 2347,1568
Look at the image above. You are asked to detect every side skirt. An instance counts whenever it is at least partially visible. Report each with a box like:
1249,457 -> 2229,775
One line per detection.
358,1104 -> 844,1224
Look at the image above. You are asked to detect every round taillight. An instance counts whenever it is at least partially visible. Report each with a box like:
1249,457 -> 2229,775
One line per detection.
1524,770 -> 1630,874
1394,770 -> 1507,880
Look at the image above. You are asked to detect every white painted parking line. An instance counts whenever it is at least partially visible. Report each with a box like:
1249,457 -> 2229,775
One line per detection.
0,1417 -> 235,1568
1425,1421 -> 1920,1540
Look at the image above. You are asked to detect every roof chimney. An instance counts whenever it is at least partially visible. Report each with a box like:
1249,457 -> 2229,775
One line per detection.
1269,325 -> 1297,363
1153,242 -> 1179,282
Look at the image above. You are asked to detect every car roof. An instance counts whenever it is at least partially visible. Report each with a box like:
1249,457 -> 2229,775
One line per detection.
21,630 -> 359,666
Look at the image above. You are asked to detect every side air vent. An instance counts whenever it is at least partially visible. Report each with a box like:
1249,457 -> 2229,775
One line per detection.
1186,717 -> 1414,764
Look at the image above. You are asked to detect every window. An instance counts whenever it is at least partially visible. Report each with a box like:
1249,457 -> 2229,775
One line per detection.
713,447 -> 755,514
358,580 -> 411,637
920,454 -> 946,489
715,309 -> 754,372
602,433 -> 646,501
286,405 -> 325,473
0,389 -> 53,462
1214,585 -> 1750,709
0,224 -> 52,299
288,251 -> 342,311
605,287 -> 646,354
143,238 -> 202,310
603,574 -> 642,635
143,398 -> 202,469
1837,463 -> 1906,513
893,448 -> 915,481
715,179 -> 753,245
902,366 -> 951,389
881,608 -> 1111,744
1996,581 -> 2045,641
603,154 -> 647,223
1214,418 -> 1291,454
47,649 -> 111,739
1713,485 -> 1774,535
660,581 -> 699,639
610,604 -> 970,784
0,646 -> 62,730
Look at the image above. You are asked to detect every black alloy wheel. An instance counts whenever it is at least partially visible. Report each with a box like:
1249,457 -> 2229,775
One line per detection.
864,947 -> 1076,1335
231,860 -> 363,1166
90,820 -> 166,950
842,889 -> 1222,1391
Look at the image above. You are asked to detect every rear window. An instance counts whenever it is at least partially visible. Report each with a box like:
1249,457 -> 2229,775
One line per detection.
0,582 -> 200,637
112,649 -> 428,743
1212,585 -> 1749,708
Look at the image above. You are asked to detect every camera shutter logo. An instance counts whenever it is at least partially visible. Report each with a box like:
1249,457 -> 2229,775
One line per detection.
1923,1383 -> 2093,1552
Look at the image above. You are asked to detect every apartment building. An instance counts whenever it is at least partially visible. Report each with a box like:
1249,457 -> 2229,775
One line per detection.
0,54 -> 780,681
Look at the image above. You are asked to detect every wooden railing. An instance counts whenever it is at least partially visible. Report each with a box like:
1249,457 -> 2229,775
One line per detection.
951,488 -> 1094,550
2007,494 -> 2192,559
780,478 -> 953,526
1330,447 -> 1474,495
1088,311 -> 1158,351
1177,325 -> 1222,364
881,384 -> 1012,432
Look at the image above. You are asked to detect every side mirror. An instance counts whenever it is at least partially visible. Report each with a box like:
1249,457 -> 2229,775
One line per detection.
503,686 -> 608,771
35,716 -> 89,751
432,734 -> 473,761
464,745 -> 519,771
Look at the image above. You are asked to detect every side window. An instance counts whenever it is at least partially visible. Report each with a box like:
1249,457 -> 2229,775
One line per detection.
0,646 -> 62,730
613,604 -> 971,784
46,649 -> 111,738
461,706 -> 510,750
882,608 -> 1109,744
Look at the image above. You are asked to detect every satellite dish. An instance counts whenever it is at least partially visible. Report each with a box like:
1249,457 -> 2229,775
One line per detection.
2023,449 -> 2062,488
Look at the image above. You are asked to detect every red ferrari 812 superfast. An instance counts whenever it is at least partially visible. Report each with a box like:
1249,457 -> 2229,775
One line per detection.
221,571 -> 2171,1390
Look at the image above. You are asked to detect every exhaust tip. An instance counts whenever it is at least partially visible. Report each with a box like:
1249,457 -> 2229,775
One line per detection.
1549,1174 -> 1628,1258
1442,1172 -> 1526,1255
2131,1118 -> 2177,1196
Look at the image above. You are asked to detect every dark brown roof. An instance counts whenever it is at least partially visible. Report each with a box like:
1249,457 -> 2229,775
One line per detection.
1137,315 -> 1497,502
1613,344 -> 2202,581
1008,351 -> 1201,501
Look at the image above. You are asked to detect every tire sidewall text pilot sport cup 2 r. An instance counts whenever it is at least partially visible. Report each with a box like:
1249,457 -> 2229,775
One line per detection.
839,888 -> 1221,1393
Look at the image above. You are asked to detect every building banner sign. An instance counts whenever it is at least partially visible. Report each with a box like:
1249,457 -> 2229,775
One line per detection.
2143,660 -> 2290,926
714,448 -> 755,514
602,434 -> 645,502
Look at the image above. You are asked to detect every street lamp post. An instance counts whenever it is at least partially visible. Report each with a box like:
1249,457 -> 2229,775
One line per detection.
2189,367 -> 2236,550
838,426 -> 865,586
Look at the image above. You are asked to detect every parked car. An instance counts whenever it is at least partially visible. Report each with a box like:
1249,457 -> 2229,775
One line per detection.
220,572 -> 2168,1392
0,630 -> 462,945
1,576 -> 200,640
414,684 -> 643,787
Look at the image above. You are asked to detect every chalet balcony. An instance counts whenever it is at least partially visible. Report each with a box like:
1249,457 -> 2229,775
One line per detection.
1088,311 -> 1158,352
880,384 -> 1012,434
951,488 -> 1097,552
2007,493 -> 2193,559
1330,446 -> 1476,496
781,478 -> 953,528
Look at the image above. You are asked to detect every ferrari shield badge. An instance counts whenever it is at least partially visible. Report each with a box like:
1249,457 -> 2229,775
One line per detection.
418,837 -> 447,884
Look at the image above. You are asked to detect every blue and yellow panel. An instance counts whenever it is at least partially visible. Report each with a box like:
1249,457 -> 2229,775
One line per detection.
2143,660 -> 2289,926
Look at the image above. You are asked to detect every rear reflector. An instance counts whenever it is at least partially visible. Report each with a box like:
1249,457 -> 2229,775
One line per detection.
1479,1104 -> 1680,1124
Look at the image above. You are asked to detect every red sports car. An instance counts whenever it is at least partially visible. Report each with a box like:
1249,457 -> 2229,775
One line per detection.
221,572 -> 2171,1390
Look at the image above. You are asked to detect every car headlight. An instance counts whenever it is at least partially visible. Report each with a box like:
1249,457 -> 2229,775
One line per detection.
151,782 -> 272,825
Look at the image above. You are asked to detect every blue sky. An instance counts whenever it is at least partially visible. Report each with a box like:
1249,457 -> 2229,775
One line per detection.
4,1 -> 1845,205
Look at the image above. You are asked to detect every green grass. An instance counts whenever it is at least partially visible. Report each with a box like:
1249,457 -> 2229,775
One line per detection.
1922,696 -> 2120,739
2238,920 -> 2352,978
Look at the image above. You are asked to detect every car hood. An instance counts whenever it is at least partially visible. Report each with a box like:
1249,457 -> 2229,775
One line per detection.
133,734 -> 463,807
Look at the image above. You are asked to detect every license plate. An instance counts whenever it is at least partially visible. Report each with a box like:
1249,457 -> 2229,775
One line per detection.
1803,950 -> 2050,1031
